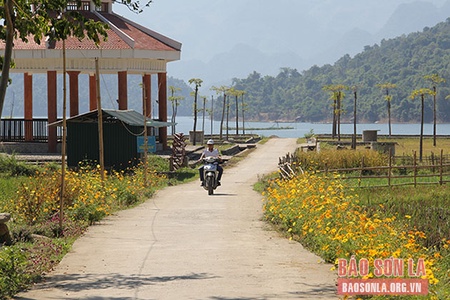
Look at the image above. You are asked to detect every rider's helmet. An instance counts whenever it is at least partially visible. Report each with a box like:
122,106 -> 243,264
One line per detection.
207,139 -> 214,145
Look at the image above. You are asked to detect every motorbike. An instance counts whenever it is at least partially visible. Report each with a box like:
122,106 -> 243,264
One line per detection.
202,156 -> 221,195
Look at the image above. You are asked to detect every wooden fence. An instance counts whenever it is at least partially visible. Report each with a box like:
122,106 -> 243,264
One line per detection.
279,150 -> 450,188
278,153 -> 302,180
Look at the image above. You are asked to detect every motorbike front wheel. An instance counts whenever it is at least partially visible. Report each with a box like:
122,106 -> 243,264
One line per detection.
206,176 -> 214,195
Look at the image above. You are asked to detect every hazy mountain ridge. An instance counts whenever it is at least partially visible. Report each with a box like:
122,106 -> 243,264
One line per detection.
168,0 -> 450,87
230,17 -> 450,123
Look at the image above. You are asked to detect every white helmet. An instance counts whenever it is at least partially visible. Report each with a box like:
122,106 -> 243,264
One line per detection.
207,139 -> 214,145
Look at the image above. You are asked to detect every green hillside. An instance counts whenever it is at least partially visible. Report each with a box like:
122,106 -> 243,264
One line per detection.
230,18 -> 450,123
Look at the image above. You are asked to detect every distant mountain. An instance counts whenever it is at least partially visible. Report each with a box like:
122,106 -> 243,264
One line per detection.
170,44 -> 306,89
313,28 -> 376,67
230,18 -> 450,123
376,1 -> 441,40
167,1 -> 450,87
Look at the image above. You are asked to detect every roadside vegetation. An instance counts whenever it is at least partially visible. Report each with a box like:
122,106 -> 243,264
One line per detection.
0,154 -> 196,299
260,138 -> 450,299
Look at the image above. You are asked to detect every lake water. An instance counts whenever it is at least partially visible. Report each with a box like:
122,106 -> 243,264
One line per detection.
171,116 -> 450,138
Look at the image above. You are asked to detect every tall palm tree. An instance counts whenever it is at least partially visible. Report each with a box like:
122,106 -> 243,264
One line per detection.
323,84 -> 348,141
351,86 -> 358,150
168,86 -> 184,135
188,78 -> 203,145
211,85 -> 229,141
410,88 -> 435,162
424,74 -> 446,147
241,92 -> 247,135
377,83 -> 397,137
228,87 -> 245,136
201,96 -> 207,133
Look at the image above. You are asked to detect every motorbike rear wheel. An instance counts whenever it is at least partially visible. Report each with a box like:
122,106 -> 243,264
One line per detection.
206,176 -> 214,195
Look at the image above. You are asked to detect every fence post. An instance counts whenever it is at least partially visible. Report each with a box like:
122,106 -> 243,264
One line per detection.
440,149 -> 443,185
359,156 -> 364,188
431,152 -> 435,173
388,149 -> 392,187
413,151 -> 417,187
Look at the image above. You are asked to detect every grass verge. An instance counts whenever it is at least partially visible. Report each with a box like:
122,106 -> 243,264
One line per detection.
0,154 -> 194,299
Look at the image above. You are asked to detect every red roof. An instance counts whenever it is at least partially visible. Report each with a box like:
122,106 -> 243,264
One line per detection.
1,11 -> 180,52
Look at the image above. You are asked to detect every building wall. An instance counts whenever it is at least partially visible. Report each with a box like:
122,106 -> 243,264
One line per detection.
67,122 -> 141,169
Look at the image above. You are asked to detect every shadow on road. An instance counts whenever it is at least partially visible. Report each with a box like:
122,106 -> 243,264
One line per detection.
207,193 -> 238,197
15,272 -> 217,299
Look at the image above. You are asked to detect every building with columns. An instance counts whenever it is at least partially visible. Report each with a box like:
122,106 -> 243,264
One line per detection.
0,0 -> 181,152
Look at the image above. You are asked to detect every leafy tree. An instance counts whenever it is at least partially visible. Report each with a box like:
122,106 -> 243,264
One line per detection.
188,78 -> 202,145
424,74 -> 446,146
376,83 -> 397,137
410,88 -> 435,162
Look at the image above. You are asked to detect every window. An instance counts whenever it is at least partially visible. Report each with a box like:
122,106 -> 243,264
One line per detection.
67,1 -> 90,11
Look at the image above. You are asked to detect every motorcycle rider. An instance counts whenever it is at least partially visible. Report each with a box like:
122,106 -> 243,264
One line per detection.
197,139 -> 223,186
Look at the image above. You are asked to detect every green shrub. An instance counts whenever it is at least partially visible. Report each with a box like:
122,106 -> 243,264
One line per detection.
0,154 -> 39,177
0,246 -> 31,298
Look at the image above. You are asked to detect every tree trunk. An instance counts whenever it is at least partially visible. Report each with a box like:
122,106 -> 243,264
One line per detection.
352,90 -> 357,150
388,100 -> 391,137
386,89 -> 391,137
241,94 -> 246,135
420,94 -> 424,162
337,92 -> 341,141
226,99 -> 230,141
433,87 -> 437,147
0,0 -> 15,118
193,86 -> 198,145
210,95 -> 214,136
173,102 -> 178,135
332,98 -> 337,139
202,97 -> 206,133
235,95 -> 239,135
171,102 -> 175,135
220,94 -> 226,140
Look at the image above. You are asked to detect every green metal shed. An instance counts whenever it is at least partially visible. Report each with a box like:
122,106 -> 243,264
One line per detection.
54,109 -> 169,170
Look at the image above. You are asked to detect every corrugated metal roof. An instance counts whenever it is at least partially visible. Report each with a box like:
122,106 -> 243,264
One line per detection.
104,109 -> 146,126
49,109 -> 175,128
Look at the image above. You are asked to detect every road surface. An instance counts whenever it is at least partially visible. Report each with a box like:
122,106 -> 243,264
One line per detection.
16,138 -> 337,300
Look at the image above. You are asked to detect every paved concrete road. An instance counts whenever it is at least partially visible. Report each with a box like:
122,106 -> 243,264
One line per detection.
16,138 -> 337,300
